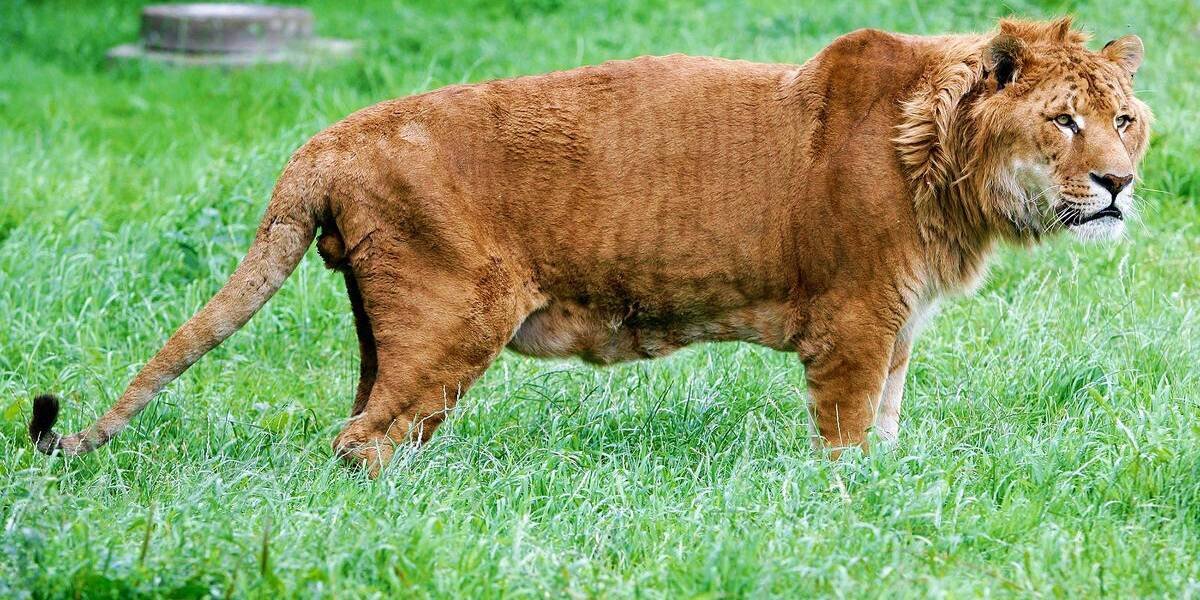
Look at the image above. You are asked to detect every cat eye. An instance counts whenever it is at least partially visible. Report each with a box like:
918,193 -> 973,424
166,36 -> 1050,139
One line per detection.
1053,114 -> 1079,133
1114,115 -> 1133,129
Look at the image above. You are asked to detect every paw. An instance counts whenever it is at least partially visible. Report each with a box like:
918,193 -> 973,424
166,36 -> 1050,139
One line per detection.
873,417 -> 899,445
332,429 -> 395,478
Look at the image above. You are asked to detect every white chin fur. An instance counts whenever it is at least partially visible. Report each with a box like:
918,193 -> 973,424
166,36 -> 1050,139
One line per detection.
1068,216 -> 1126,242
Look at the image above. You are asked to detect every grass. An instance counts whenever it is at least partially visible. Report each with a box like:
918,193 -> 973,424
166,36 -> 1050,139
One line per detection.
1,0 -> 1198,596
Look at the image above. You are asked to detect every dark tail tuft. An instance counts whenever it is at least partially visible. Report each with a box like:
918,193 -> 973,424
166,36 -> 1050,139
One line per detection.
29,394 -> 61,455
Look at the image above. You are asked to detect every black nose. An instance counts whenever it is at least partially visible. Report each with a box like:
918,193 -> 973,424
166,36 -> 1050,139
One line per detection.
1090,173 -> 1134,199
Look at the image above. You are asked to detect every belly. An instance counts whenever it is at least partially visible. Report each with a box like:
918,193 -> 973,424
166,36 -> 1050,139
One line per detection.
506,299 -> 795,364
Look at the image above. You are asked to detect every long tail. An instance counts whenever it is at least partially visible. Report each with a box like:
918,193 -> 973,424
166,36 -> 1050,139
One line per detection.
29,162 -> 325,456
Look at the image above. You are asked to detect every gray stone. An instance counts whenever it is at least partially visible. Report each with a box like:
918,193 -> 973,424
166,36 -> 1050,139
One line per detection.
107,3 -> 355,67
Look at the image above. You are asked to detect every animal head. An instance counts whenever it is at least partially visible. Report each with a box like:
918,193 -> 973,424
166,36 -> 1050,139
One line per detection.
972,18 -> 1152,242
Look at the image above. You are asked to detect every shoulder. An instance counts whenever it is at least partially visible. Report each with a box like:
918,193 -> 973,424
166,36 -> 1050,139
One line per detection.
812,28 -> 926,69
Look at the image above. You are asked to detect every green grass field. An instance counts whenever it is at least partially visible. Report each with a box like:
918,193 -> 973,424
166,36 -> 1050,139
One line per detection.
2,0 -> 1199,597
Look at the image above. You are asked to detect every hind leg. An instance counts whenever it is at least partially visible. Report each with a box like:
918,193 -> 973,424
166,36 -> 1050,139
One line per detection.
319,227 -> 378,417
344,271 -> 377,416
332,251 -> 536,476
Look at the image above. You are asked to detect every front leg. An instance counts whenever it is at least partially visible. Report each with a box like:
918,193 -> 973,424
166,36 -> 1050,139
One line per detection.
801,306 -> 900,455
874,334 -> 911,442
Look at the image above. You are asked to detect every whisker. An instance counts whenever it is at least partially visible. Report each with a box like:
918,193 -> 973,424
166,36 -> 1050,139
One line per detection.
1132,186 -> 1171,196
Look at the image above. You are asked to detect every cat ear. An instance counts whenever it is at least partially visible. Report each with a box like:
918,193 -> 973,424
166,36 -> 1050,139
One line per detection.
1102,35 -> 1144,75
984,34 -> 1028,91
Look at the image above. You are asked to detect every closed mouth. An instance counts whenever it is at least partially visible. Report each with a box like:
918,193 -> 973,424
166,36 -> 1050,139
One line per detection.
1059,202 -> 1123,227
